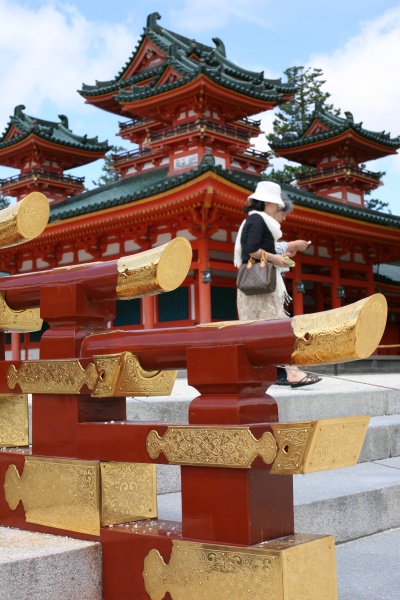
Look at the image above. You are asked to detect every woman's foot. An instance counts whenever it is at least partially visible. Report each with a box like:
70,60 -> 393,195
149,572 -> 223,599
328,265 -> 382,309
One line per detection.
290,374 -> 322,388
285,366 -> 321,386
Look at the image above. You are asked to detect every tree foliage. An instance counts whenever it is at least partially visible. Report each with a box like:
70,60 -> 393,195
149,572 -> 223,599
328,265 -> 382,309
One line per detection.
267,66 -> 389,212
0,195 -> 10,211
92,146 -> 125,187
267,66 -> 340,142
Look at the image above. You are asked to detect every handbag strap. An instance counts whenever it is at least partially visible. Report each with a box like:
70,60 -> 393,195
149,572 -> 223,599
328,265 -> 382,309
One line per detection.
247,249 -> 268,269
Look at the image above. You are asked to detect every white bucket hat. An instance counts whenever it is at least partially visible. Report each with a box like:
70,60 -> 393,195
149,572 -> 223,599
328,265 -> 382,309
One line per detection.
248,181 -> 285,207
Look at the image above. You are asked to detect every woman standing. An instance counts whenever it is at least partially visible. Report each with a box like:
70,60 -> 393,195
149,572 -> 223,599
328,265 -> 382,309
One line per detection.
234,181 -> 321,388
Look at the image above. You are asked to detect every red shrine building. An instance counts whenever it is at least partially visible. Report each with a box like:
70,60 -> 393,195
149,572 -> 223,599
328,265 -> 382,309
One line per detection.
0,11 -> 399,357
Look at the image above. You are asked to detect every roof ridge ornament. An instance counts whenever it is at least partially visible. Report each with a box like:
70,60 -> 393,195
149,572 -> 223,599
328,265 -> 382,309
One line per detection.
14,105 -> 26,118
58,114 -> 69,129
146,12 -> 161,30
212,37 -> 226,57
344,111 -> 354,123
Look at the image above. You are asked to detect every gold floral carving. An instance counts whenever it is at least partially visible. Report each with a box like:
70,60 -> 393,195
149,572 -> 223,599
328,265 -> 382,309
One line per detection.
100,462 -> 157,525
270,424 -> 312,474
116,237 -> 192,299
0,292 -> 42,332
270,416 -> 370,474
4,458 -> 158,535
92,352 -> 177,397
7,360 -> 98,394
291,294 -> 387,365
146,427 -> 277,467
0,394 -> 28,447
0,191 -> 49,249
4,457 -> 100,535
143,535 -> 338,600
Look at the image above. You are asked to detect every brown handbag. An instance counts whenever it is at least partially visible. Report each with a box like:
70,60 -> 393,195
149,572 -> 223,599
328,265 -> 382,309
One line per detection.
237,250 -> 276,295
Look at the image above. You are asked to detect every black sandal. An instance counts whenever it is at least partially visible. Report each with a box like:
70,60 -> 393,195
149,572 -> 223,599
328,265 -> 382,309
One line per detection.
290,374 -> 322,389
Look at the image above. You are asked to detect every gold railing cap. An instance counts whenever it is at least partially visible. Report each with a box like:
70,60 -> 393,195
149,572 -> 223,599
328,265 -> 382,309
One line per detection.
291,293 -> 388,365
16,192 -> 50,240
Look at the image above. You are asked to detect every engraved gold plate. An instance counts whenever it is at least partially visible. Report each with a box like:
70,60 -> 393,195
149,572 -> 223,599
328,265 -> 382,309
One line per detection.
4,457 -> 100,535
6,354 -> 176,397
116,237 -> 192,299
92,352 -> 177,397
0,394 -> 28,447
7,360 -> 98,394
270,415 -> 370,474
146,427 -> 277,468
101,462 -> 157,525
0,293 -> 42,332
143,534 -> 338,600
291,294 -> 387,365
4,458 -> 158,535
0,191 -> 49,249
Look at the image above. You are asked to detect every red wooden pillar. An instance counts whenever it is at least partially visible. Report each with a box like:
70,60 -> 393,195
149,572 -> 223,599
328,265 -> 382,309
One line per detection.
197,237 -> 212,323
142,296 -> 155,329
366,261 -> 375,297
292,257 -> 304,315
180,343 -> 294,546
331,256 -> 341,309
11,332 -> 21,360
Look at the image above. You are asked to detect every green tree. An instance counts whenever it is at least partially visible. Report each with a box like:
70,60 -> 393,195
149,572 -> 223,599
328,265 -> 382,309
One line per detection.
0,195 -> 10,210
266,66 -> 340,186
92,146 -> 125,187
267,66 -> 340,141
356,163 -> 388,212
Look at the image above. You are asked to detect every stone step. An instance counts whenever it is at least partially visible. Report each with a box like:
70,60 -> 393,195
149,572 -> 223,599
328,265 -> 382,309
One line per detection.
125,373 -> 400,423
0,527 -> 101,600
2,458 -> 399,598
157,456 -> 400,544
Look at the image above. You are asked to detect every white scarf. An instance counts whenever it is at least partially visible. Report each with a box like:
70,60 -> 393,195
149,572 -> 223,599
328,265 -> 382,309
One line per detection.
233,210 -> 290,305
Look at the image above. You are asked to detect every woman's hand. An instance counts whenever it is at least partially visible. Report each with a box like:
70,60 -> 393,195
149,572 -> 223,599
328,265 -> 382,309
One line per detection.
269,253 -> 291,268
286,239 -> 309,255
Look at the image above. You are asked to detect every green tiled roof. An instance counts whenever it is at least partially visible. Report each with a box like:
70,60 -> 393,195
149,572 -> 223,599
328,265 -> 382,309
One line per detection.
270,102 -> 400,150
373,263 -> 400,285
0,105 -> 110,153
49,153 -> 400,230
79,12 -> 295,103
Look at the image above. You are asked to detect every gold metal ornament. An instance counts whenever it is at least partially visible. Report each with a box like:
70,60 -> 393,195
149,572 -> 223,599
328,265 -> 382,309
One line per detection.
143,534 -> 338,600
116,237 -> 192,299
4,457 -> 100,535
100,462 -> 157,525
270,415 -> 370,474
0,192 -> 49,249
146,426 -> 277,467
4,457 -> 157,535
0,292 -> 42,332
7,360 -> 98,394
0,394 -> 28,447
291,294 -> 387,365
92,352 -> 177,397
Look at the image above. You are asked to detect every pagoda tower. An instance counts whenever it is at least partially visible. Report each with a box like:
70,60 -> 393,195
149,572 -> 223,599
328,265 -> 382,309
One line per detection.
0,105 -> 110,204
270,102 -> 400,207
79,12 -> 295,180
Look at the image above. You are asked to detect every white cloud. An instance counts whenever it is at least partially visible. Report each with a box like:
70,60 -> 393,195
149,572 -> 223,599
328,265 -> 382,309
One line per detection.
308,6 -> 400,213
0,1 -> 137,128
309,6 -> 400,135
169,0 -> 269,34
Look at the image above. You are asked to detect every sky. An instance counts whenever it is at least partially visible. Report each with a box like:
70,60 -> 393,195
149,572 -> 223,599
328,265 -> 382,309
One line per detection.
1,0 -> 400,213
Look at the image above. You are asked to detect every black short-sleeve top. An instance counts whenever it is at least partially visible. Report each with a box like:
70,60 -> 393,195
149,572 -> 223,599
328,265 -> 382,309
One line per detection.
240,213 -> 276,264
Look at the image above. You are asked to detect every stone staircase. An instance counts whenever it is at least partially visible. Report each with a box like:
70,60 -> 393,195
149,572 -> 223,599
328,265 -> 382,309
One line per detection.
3,370 -> 400,599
